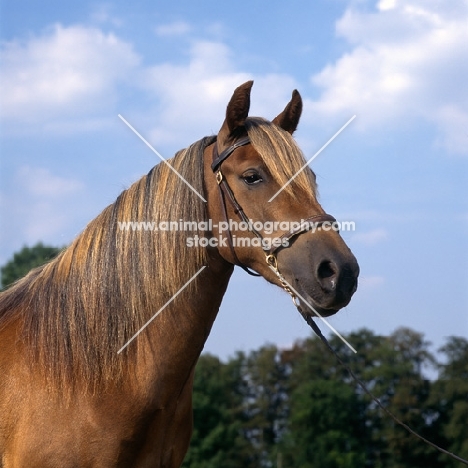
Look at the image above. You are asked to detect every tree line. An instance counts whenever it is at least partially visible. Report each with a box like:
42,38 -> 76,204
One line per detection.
184,329 -> 468,468
1,244 -> 467,467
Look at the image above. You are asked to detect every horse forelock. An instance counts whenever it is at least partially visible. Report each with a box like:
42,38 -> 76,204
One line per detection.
245,117 -> 317,199
0,136 -> 215,392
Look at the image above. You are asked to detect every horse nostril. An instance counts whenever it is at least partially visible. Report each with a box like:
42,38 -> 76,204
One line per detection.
317,261 -> 338,291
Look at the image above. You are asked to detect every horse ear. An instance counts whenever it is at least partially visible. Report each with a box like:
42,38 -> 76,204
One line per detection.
224,80 -> 253,134
272,90 -> 303,134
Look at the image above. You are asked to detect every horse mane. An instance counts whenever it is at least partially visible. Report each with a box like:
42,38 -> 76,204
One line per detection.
0,119 -> 316,391
0,136 -> 214,390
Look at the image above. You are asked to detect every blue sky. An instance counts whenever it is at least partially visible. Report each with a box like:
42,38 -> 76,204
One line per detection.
1,0 -> 467,364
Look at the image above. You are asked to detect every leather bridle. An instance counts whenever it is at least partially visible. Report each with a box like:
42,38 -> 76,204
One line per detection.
211,136 -> 336,295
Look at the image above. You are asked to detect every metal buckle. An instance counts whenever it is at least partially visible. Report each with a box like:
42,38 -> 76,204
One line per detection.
265,254 -> 278,270
265,253 -> 301,308
215,170 -> 223,185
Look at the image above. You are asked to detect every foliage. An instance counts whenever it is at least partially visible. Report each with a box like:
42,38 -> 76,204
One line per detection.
281,379 -> 366,468
181,353 -> 253,468
0,242 -> 62,289
184,330 -> 468,468
429,337 -> 468,466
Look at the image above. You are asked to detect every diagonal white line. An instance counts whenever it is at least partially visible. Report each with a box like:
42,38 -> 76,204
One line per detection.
117,266 -> 207,354
268,115 -> 356,202
118,114 -> 207,202
268,265 -> 357,353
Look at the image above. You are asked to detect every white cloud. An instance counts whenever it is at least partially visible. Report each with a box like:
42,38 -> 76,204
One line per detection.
141,40 -> 298,145
0,24 -> 140,126
377,0 -> 396,11
433,105 -> 468,155
17,166 -> 84,197
0,166 -> 85,251
307,0 -> 468,155
1,24 -> 299,141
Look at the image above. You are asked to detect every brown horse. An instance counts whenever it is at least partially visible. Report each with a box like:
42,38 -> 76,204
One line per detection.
0,81 -> 358,467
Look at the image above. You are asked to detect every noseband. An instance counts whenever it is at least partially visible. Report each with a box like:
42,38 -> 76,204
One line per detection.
211,137 -> 336,297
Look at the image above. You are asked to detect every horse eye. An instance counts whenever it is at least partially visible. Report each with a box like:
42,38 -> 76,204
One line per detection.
242,171 -> 263,185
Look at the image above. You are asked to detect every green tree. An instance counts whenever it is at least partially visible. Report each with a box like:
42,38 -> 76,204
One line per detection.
430,336 -> 468,467
182,353 -> 253,468
279,332 -> 366,468
1,242 -> 62,289
361,328 -> 437,468
280,328 -> 440,468
183,328 -> 465,468
242,345 -> 289,467
281,378 -> 366,468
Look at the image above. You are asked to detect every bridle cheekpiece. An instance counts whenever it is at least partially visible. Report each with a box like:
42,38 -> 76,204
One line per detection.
211,136 -> 336,304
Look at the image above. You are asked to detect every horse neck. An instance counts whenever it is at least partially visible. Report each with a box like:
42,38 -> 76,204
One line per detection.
133,254 -> 234,400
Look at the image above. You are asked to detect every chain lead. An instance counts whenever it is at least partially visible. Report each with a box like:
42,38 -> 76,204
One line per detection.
265,253 -> 300,308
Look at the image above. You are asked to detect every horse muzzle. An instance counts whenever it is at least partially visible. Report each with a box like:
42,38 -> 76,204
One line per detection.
276,233 -> 360,317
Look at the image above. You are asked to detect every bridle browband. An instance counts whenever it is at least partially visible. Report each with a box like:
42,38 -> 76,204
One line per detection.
210,136 -> 468,466
211,136 -> 336,279
211,136 -> 251,173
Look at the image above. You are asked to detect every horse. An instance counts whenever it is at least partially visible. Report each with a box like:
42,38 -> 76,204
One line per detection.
0,81 -> 359,467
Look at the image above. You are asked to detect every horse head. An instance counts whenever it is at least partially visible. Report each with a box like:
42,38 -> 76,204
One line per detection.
204,80 -> 359,318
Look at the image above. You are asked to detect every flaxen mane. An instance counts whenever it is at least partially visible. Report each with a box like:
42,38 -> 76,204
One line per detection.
0,136 -> 214,390
0,120 -> 316,390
